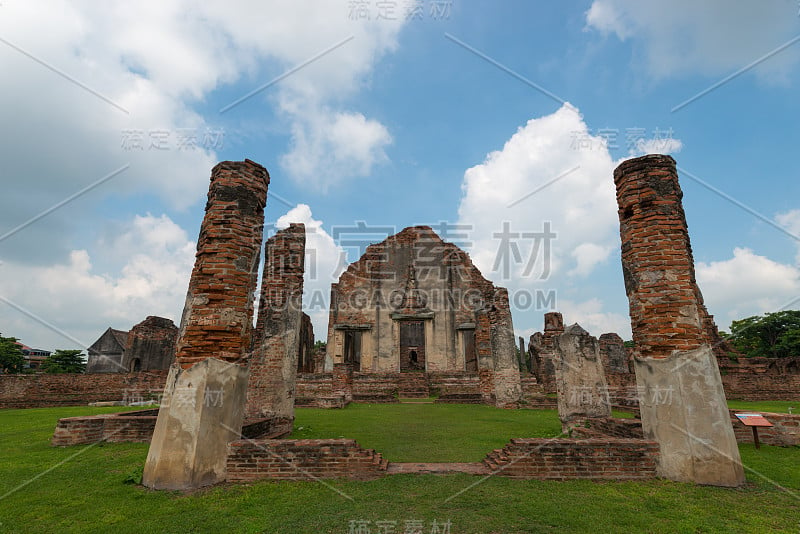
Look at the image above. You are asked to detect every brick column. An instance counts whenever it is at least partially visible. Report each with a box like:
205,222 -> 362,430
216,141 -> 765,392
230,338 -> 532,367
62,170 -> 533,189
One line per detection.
614,155 -> 744,487
246,223 -> 305,419
143,160 -> 269,491
174,159 -> 269,367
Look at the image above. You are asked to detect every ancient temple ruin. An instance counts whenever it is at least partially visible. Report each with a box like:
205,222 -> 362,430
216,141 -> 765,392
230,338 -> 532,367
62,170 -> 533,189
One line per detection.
325,225 -> 521,406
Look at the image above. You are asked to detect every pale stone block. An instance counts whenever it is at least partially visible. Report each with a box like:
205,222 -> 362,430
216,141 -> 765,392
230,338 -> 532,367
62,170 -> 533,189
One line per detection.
634,345 -> 745,487
142,358 -> 248,490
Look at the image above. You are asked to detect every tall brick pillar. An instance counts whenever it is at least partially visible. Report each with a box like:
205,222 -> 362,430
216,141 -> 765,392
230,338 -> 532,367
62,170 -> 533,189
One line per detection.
175,160 -> 270,367
488,288 -> 522,408
246,223 -> 305,420
144,160 -> 269,491
614,155 -> 744,487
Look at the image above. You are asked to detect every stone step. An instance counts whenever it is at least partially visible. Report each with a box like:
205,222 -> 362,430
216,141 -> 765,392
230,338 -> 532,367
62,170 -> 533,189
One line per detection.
386,462 -> 491,475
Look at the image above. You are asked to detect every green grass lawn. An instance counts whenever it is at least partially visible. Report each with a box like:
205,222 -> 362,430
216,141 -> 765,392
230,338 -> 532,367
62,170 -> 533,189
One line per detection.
291,403 -> 563,462
0,405 -> 798,533
727,400 -> 798,414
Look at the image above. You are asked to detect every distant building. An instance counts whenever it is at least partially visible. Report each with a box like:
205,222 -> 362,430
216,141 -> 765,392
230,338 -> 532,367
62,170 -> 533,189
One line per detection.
85,316 -> 178,373
14,342 -> 51,370
86,328 -> 130,373
121,316 -> 178,372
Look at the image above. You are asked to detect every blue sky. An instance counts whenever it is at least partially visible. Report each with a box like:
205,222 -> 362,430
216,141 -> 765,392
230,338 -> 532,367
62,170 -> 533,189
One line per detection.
1,1 -> 799,352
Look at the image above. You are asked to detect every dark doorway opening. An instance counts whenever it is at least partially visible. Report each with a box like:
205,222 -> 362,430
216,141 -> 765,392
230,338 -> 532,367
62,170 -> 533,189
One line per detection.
462,329 -> 477,372
400,321 -> 425,372
343,330 -> 362,369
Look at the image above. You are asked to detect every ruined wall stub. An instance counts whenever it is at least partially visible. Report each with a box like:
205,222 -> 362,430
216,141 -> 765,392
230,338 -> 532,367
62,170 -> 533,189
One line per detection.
174,159 -> 270,368
122,316 -> 178,372
614,154 -> 744,487
488,288 -> 523,408
246,223 -> 305,420
598,333 -> 628,375
554,324 -> 611,428
528,311 -> 564,389
144,160 -> 268,491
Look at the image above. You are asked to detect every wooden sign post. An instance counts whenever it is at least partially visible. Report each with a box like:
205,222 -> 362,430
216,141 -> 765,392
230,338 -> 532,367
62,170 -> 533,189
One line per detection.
734,413 -> 773,450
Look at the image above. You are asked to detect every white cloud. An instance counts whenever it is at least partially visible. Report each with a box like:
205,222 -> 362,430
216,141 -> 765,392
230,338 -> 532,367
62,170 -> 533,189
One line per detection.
456,102 -> 629,338
280,106 -> 392,189
0,214 -> 195,350
630,136 -> 683,157
569,243 -> 613,277
697,247 -> 800,329
275,204 -> 345,340
586,1 -> 800,82
0,0 -> 404,266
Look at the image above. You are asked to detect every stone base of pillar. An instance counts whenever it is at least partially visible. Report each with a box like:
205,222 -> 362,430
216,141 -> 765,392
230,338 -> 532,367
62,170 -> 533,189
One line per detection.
142,358 -> 248,490
634,345 -> 745,487
493,367 -> 522,408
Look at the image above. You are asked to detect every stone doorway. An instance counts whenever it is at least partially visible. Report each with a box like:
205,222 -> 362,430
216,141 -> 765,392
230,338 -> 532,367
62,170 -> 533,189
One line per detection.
462,329 -> 477,372
399,321 -> 425,371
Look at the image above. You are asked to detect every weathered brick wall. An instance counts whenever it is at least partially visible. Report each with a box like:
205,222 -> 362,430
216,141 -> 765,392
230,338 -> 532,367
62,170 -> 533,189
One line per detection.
295,373 -> 336,406
122,316 -> 178,372
614,155 -> 717,358
0,371 -> 168,409
728,410 -> 800,446
226,439 -> 388,481
175,159 -> 269,367
722,374 -> 800,401
247,223 -> 305,419
51,410 -> 291,446
719,356 -> 800,375
52,410 -> 159,446
571,417 -> 645,439
528,312 -> 564,391
483,438 -> 658,480
599,333 -> 630,374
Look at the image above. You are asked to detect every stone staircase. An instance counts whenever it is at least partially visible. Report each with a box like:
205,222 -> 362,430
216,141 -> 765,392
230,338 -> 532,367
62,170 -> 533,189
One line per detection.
398,372 -> 430,398
483,446 -> 512,472
363,447 -> 390,473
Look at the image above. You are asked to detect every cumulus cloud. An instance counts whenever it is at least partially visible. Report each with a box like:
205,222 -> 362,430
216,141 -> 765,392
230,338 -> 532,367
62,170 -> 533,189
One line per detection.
697,247 -> 800,329
280,105 -> 392,189
0,214 -> 195,350
585,1 -> 800,82
0,0 -> 404,266
456,102 -> 631,338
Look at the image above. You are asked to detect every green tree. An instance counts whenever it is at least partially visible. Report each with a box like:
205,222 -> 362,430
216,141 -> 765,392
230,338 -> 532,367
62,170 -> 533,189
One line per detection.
729,311 -> 800,358
42,349 -> 86,374
0,336 -> 25,373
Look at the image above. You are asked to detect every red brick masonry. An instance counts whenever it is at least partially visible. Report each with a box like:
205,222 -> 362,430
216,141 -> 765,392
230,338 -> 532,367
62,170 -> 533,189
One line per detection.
0,371 -> 168,409
226,439 -> 389,481
51,410 -> 292,447
483,438 -> 659,480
